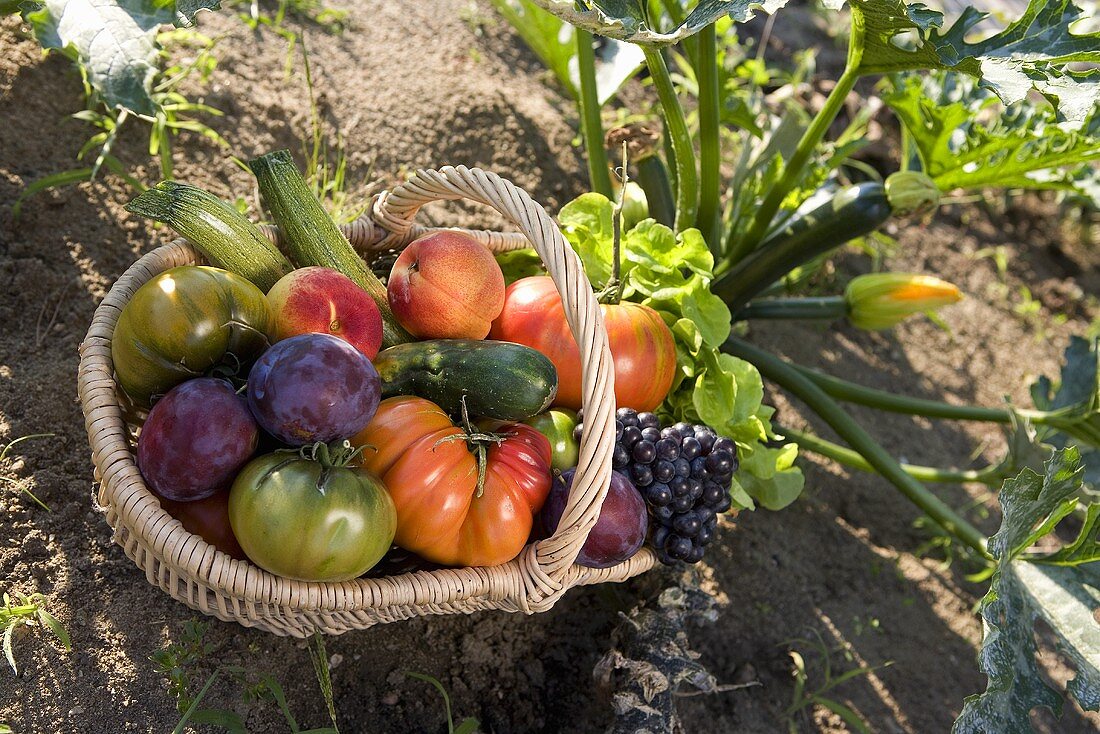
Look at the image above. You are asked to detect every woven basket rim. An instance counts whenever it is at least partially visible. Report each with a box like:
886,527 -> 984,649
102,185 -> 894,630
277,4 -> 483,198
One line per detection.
78,165 -> 657,633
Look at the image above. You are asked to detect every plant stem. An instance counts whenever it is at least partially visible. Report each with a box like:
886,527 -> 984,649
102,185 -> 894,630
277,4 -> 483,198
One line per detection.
736,16 -> 865,254
790,364 -> 1048,425
695,23 -> 722,254
577,30 -> 613,199
635,154 -> 676,227
779,425 -> 1006,485
737,296 -> 848,321
643,45 -> 698,232
722,338 -> 990,557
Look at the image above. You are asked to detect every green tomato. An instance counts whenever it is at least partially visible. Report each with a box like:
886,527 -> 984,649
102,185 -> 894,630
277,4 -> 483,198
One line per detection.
524,409 -> 579,473
112,266 -> 274,406
228,452 -> 397,582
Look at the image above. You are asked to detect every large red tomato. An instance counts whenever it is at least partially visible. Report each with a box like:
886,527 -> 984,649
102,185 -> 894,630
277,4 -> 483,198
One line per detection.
353,396 -> 552,567
489,276 -> 676,411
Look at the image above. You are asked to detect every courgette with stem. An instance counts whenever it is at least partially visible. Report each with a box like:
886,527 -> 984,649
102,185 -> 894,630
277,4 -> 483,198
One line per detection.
126,181 -> 293,293
248,149 -> 412,347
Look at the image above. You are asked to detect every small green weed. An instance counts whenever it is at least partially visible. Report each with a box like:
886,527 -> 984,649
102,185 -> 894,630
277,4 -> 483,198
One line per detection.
782,630 -> 887,734
405,672 -> 480,734
2,592 -> 71,676
153,619 -> 339,733
0,434 -> 54,511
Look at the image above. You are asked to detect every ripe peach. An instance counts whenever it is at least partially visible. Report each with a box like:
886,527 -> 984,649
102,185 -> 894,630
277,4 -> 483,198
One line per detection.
387,231 -> 505,339
266,267 -> 382,359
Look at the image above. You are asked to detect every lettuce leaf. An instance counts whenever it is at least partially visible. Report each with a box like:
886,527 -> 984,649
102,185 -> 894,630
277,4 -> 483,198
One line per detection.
557,192 -> 803,510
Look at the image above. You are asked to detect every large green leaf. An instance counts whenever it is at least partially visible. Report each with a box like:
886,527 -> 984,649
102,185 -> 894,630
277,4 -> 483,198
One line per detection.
844,0 -> 1100,126
1031,337 -> 1100,492
954,448 -> 1100,732
23,0 -> 219,115
886,73 -> 1100,201
526,0 -> 787,46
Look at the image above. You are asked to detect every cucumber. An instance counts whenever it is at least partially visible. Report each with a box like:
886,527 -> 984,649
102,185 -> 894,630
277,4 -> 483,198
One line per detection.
374,340 -> 558,421
713,182 -> 892,314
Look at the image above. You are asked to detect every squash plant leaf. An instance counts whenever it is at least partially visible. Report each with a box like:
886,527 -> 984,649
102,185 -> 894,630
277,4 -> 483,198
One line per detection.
886,73 -> 1100,202
526,0 -> 788,46
20,0 -> 220,115
954,448 -> 1100,733
845,0 -> 1100,126
1031,337 -> 1100,493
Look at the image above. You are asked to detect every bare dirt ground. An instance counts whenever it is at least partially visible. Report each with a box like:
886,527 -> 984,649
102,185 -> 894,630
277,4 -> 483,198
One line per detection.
1,2 -> 1097,732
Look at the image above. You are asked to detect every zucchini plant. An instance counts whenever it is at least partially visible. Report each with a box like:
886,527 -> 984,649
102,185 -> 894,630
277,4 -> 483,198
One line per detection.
495,0 -> 1100,728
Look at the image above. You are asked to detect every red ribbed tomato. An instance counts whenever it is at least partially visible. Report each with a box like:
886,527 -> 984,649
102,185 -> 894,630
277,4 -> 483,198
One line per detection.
353,396 -> 552,567
489,276 -> 676,411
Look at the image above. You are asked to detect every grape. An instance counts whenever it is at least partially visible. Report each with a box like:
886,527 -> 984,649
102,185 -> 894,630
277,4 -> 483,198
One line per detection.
647,483 -> 673,506
673,513 -> 701,537
667,535 -> 692,560
660,427 -> 682,443
703,481 -> 725,506
654,460 -> 675,483
138,378 -> 259,502
697,524 -> 713,545
617,408 -> 639,426
639,412 -> 660,429
697,431 -> 716,454
621,425 -> 643,448
541,469 -> 647,568
640,427 -> 661,444
247,333 -> 379,446
681,437 -> 701,460
706,451 -> 734,475
685,545 -> 705,563
714,437 -> 735,454
704,514 -> 718,532
672,422 -> 693,437
674,458 -> 691,477
613,445 -> 630,469
653,504 -> 675,524
670,476 -> 690,497
656,438 -> 679,460
632,440 -> 657,464
614,421 -> 625,441
630,463 -> 653,487
652,525 -> 670,550
673,495 -> 694,513
690,457 -> 710,482
715,495 -> 732,513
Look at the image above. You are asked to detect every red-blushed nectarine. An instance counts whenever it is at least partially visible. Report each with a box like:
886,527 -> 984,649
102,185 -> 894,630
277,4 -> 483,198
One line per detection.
387,231 -> 505,339
266,266 -> 383,359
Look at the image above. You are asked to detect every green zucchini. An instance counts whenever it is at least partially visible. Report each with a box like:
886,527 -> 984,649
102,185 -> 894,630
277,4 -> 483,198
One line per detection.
247,149 -> 412,347
374,340 -> 558,421
125,182 -> 293,292
713,181 -> 892,314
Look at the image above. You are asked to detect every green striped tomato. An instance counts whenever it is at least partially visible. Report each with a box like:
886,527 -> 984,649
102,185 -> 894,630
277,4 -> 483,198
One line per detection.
112,266 -> 274,406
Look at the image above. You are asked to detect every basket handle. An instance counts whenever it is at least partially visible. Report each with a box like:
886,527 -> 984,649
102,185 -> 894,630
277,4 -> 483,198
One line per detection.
371,166 -> 619,585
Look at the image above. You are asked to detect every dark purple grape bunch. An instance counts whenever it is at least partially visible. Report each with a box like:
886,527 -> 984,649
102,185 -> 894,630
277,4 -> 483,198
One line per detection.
574,407 -> 738,565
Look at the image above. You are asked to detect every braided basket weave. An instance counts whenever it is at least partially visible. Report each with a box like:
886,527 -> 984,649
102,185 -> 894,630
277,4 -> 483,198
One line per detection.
78,166 -> 657,636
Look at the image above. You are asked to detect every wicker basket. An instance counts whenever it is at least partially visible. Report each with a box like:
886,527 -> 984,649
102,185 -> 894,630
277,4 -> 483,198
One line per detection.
78,166 -> 657,637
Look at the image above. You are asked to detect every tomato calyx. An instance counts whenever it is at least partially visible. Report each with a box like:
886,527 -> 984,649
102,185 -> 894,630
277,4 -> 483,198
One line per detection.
432,395 -> 506,498
273,440 -> 368,494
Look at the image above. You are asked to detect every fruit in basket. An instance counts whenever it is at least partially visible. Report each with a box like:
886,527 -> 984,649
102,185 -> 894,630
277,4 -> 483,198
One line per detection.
137,378 -> 259,502
266,266 -> 383,359
156,487 -> 247,560
540,468 -> 647,569
112,266 -> 275,406
228,444 -> 397,582
373,339 -> 557,421
247,333 -> 381,446
354,396 -> 552,567
524,409 -> 579,473
578,408 -> 738,565
489,276 -> 676,411
387,231 -> 505,339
